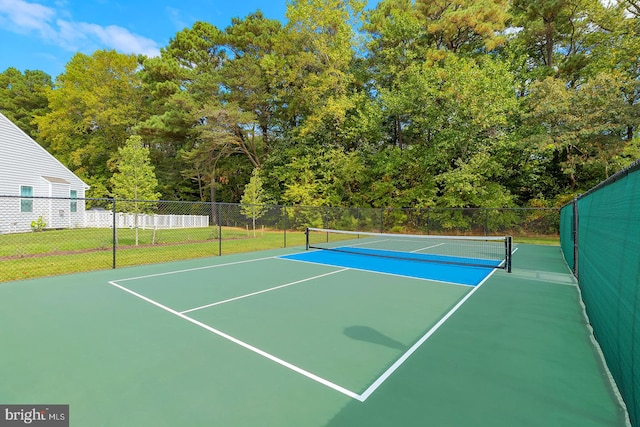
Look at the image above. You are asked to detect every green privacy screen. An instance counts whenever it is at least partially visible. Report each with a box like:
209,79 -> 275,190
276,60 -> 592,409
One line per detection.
560,159 -> 640,427
559,205 -> 575,272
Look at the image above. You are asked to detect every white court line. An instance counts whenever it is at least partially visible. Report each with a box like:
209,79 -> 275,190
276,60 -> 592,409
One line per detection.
180,268 -> 349,314
358,267 -> 499,401
108,279 -> 364,402
279,257 -> 474,287
114,255 -> 278,282
333,238 -> 391,249
411,243 -> 445,253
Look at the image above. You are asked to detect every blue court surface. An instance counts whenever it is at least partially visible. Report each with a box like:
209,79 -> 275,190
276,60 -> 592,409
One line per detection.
280,248 -> 499,286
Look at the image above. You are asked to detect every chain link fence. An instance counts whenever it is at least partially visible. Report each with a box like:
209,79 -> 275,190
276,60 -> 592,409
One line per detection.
0,195 -> 559,282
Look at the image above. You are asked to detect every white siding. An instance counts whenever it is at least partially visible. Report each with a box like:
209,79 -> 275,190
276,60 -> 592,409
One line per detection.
0,112 -> 89,233
47,181 -> 70,229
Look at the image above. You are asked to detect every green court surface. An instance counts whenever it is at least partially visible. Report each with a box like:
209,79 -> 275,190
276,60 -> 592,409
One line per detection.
0,244 -> 629,426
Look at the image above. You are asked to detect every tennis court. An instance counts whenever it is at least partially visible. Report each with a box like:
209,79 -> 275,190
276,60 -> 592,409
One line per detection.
0,230 -> 629,426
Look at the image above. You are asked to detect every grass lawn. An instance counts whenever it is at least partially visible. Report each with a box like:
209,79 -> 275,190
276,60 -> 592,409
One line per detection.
0,226 -> 558,283
0,227 -> 307,283
514,235 -> 559,245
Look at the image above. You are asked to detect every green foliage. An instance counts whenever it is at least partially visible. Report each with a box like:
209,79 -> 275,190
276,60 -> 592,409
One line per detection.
523,74 -> 630,190
241,168 -> 269,234
34,50 -> 145,198
110,135 -> 161,208
416,0 -> 510,53
222,12 -> 283,152
4,0 -> 636,212
110,135 -> 161,246
0,68 -> 52,142
30,216 -> 46,232
267,145 -> 366,207
135,22 -> 226,201
266,0 -> 365,141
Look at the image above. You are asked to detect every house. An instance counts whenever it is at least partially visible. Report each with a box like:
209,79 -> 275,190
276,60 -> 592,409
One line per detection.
0,111 -> 90,233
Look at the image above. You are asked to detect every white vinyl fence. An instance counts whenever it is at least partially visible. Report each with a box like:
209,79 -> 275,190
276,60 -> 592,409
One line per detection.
84,211 -> 209,229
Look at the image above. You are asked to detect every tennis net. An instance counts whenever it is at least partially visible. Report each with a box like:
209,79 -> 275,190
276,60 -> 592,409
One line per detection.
305,228 -> 512,272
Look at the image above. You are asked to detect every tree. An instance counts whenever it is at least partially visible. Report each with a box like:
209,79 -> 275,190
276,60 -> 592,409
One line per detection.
34,50 -> 145,198
10,0 -> 631,211
266,145 -> 365,206
522,75 -> 630,191
110,135 -> 161,245
221,12 -> 283,156
416,0 -> 510,53
264,0 -> 366,142
138,22 -> 228,201
182,103 -> 257,205
509,0 -> 606,85
364,0 -> 427,148
587,1 -> 640,141
240,168 -> 269,236
0,68 -> 52,142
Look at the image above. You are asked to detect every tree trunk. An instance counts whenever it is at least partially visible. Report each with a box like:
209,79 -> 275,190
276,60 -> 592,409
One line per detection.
544,22 -> 554,68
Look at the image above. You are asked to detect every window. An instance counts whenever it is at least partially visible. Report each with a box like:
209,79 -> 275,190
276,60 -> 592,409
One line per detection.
20,186 -> 33,212
70,190 -> 77,213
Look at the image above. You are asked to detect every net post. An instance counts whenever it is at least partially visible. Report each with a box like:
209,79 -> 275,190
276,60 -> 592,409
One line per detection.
506,236 -> 512,273
305,227 -> 310,251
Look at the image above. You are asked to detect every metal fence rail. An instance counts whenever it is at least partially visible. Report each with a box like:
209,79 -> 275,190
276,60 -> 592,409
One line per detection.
0,195 -> 559,282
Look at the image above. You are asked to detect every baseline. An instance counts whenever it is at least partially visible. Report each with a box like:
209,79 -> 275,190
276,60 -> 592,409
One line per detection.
114,255 -> 278,283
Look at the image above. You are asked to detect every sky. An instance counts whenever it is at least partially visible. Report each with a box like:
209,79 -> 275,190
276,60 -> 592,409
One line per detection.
0,0 -> 290,79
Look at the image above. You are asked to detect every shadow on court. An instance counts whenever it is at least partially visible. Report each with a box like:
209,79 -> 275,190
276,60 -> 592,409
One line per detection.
344,326 -> 406,351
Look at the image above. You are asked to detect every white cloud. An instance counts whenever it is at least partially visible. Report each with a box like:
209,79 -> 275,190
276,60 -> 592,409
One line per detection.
0,0 -> 160,57
0,0 -> 56,36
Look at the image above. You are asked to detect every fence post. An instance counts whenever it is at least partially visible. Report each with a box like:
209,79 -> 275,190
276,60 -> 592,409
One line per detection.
218,202 -> 222,256
112,198 -> 116,269
427,208 -> 430,235
324,207 -> 329,229
283,206 -> 287,248
572,197 -> 579,278
485,209 -> 489,236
